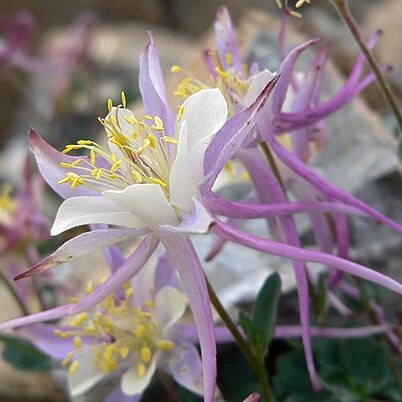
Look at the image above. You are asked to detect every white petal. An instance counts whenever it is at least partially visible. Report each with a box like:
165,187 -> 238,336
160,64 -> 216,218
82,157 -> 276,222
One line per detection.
243,69 -> 277,107
180,88 -> 227,150
104,184 -> 179,232
169,122 -> 199,214
155,286 -> 187,336
69,348 -> 106,397
121,358 -> 156,396
160,198 -> 213,235
51,196 -> 142,235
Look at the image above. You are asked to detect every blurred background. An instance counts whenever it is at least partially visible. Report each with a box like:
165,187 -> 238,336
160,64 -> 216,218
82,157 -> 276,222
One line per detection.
0,0 -> 401,162
0,1 -> 401,401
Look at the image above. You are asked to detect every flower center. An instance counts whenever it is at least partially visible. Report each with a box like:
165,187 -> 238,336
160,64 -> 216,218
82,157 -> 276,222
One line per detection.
172,53 -> 248,115
58,92 -> 180,197
55,281 -> 175,378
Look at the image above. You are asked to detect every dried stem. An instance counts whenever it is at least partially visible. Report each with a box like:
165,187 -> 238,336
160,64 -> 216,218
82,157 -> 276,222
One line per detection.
330,0 -> 402,136
0,270 -> 29,316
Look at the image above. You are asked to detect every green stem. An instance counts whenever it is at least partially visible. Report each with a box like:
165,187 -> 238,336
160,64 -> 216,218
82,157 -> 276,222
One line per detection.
330,0 -> 402,136
260,142 -> 285,190
0,269 -> 30,316
205,275 -> 275,402
23,248 -> 46,311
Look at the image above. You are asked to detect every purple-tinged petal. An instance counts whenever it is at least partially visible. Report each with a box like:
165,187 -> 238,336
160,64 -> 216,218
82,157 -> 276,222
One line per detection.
28,129 -> 99,198
274,325 -> 393,339
203,49 -> 218,79
103,244 -> 125,274
202,76 -> 279,194
205,192 -> 363,219
161,234 -> 216,402
214,7 -> 245,77
167,342 -> 203,396
51,195 -> 144,235
139,35 -> 175,137
204,216 -> 239,262
105,387 -> 141,402
0,235 -> 159,331
243,393 -> 261,402
272,38 -> 321,115
178,324 -> 392,343
155,254 -> 178,292
279,12 -> 290,60
240,147 -> 319,390
17,323 -> 91,360
15,228 -> 146,280
260,126 -> 402,236
212,220 -> 402,297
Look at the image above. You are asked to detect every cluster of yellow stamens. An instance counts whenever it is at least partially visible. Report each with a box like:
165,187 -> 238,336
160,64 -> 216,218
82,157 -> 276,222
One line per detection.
171,65 -> 207,100
55,280 -> 175,378
58,92 -> 180,197
275,0 -> 311,18
172,51 -> 248,116
0,184 -> 17,225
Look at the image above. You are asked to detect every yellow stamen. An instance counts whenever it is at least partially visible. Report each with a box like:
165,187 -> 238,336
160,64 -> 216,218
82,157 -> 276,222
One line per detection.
140,346 -> 152,363
225,52 -> 232,66
120,346 -> 130,359
107,98 -> 113,113
53,329 -> 72,339
62,352 -> 74,367
158,340 -> 175,351
161,136 -> 178,145
171,65 -> 182,73
69,360 -> 79,375
135,324 -> 146,338
86,281 -> 94,294
150,177 -> 167,187
137,363 -> 146,377
154,116 -> 163,128
178,105 -> 185,121
148,134 -> 158,148
121,91 -> 127,108
125,288 -> 134,298
70,313 -> 89,327
74,336 -> 83,350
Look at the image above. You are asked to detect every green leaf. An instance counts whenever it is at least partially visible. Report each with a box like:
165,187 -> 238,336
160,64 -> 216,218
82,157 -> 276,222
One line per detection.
0,334 -> 52,371
239,311 -> 261,346
252,272 -> 281,346
217,344 -> 262,401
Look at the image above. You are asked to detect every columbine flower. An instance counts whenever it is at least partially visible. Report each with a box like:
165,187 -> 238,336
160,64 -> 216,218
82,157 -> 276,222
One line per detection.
177,6 -> 402,391
0,36 -> 275,402
19,257 -> 204,401
174,7 -> 386,163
